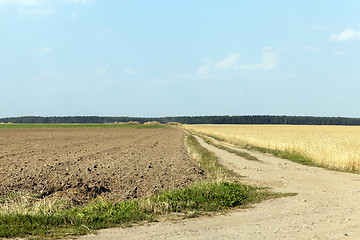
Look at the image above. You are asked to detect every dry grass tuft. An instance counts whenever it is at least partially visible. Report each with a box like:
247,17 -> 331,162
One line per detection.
0,191 -> 68,215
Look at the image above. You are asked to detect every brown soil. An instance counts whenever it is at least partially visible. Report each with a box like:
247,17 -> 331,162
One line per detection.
80,135 -> 360,240
0,128 -> 206,203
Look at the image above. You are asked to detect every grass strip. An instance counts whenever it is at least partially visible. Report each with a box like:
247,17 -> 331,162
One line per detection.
192,132 -> 322,168
242,144 -> 359,173
0,131 -> 294,239
185,134 -> 238,180
0,124 -> 167,129
199,135 -> 261,162
245,145 -> 318,166
196,132 -> 359,174
0,181 -> 291,238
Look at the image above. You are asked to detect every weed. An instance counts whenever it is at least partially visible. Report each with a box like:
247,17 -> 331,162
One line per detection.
200,135 -> 261,162
185,134 -> 238,181
0,129 -> 291,239
184,124 -> 360,173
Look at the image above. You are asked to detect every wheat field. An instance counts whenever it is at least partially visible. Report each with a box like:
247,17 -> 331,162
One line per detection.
184,124 -> 360,172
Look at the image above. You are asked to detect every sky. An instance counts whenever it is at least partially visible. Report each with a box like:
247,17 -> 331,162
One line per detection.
1,0 -> 360,118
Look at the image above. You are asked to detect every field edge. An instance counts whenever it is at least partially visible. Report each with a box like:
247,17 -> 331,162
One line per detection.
0,130 -> 291,239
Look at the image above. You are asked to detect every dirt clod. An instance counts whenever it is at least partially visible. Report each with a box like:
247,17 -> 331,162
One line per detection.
0,128 -> 206,203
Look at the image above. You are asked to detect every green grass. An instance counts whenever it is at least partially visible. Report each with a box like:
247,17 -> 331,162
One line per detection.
242,144 -> 359,173
0,123 -> 167,129
244,145 -> 317,166
185,134 -> 238,180
0,131 -> 294,239
0,182 -> 292,239
199,135 -> 261,162
195,132 -> 359,173
191,132 -> 321,168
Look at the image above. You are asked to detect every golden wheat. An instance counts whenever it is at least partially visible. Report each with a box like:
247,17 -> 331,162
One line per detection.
184,124 -> 360,172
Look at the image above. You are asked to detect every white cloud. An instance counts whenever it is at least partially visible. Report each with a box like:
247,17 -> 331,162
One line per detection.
239,47 -> 279,71
301,45 -> 322,52
0,0 -> 45,7
0,0 -> 94,14
34,46 -> 52,53
191,47 -> 280,79
214,53 -> 240,70
0,0 -> 54,16
0,0 -> 95,7
333,51 -> 348,56
94,64 -> 110,74
19,7 -> 54,16
259,47 -> 279,70
329,28 -> 360,41
123,68 -> 139,75
196,58 -> 214,75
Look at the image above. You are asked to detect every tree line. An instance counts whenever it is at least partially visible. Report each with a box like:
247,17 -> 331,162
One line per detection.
1,115 -> 360,126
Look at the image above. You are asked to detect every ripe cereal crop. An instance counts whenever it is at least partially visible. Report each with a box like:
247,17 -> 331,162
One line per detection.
184,124 -> 360,172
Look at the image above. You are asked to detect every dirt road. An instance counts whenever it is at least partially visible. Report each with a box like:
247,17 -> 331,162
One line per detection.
79,135 -> 360,240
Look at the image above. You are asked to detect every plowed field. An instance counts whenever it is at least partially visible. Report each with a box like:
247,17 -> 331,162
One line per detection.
0,128 -> 206,203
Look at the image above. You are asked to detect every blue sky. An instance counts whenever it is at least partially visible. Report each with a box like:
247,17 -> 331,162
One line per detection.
1,0 -> 359,118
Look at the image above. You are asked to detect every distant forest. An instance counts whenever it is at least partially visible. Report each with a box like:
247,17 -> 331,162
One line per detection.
1,115 -> 360,126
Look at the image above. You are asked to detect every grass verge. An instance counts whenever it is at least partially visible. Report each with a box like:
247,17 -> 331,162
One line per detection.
197,135 -> 261,162
189,131 -> 322,168
0,132 -> 294,239
1,181 -> 289,239
242,144 -> 359,173
194,132 -> 359,173
184,134 -> 238,181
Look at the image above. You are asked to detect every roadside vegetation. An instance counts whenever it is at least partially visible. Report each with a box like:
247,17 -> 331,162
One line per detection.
184,134 -> 238,181
0,125 -> 291,239
195,134 -> 261,162
184,124 -> 360,173
1,182 -> 279,238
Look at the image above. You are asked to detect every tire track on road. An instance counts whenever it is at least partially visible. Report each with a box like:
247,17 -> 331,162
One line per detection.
79,133 -> 360,240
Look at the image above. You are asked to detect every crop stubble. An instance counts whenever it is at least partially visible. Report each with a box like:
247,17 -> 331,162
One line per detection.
0,128 -> 206,203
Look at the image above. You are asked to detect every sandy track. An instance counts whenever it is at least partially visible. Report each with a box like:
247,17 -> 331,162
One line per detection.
79,135 -> 360,240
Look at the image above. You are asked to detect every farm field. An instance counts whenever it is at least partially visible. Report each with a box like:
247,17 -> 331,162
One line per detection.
80,132 -> 360,239
0,127 -> 206,203
184,124 -> 360,172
